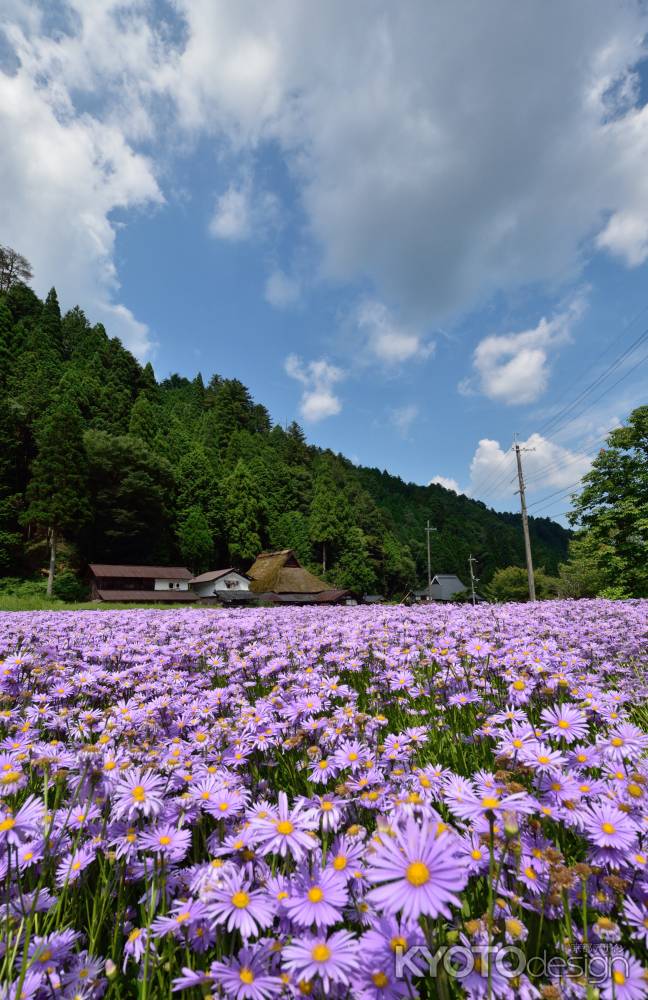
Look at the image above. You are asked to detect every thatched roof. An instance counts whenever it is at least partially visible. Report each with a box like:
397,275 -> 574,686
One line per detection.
247,549 -> 331,594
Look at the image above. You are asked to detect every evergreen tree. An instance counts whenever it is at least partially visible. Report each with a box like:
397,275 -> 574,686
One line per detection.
82,431 -> 175,563
224,461 -> 262,566
129,394 -> 157,446
335,526 -> 377,594
177,506 -> 213,573
0,299 -> 11,388
40,288 -> 63,357
309,474 -> 344,572
23,398 -> 90,594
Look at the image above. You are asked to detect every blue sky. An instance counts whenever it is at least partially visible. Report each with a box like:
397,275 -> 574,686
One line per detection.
2,2 -> 648,523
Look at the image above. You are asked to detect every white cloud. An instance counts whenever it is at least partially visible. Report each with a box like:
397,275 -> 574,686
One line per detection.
0,65 -> 162,358
429,475 -> 461,493
6,2 -> 648,361
391,404 -> 418,437
158,1 -> 648,324
469,433 -> 593,501
285,354 -> 344,421
265,268 -> 300,307
209,175 -> 281,242
356,300 -> 434,365
464,295 -> 587,405
209,182 -> 252,240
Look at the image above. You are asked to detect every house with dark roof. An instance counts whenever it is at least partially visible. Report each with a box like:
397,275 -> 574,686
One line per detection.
189,569 -> 251,598
415,574 -> 468,602
88,564 -> 194,602
246,549 -> 350,604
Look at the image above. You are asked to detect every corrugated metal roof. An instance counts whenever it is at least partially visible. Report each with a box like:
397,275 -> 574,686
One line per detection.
96,589 -> 196,602
189,569 -> 250,584
89,565 -> 192,580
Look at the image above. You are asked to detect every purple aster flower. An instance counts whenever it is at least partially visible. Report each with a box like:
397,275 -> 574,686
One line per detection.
623,898 -> 648,943
541,704 -> 588,743
211,947 -> 282,1000
207,872 -> 275,939
601,950 -> 648,1000
0,794 -> 43,846
123,927 -> 148,967
366,816 -> 467,920
171,968 -> 212,992
55,844 -> 96,886
283,863 -> 348,928
582,802 -> 638,850
138,823 -> 192,861
601,723 -> 648,761
113,768 -> 165,819
251,791 -> 317,861
519,742 -> 567,773
308,757 -> 339,784
151,900 -> 207,939
282,929 -> 359,991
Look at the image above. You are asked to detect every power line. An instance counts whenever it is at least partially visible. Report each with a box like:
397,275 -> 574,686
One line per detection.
535,327 -> 648,441
535,302 -> 648,439
528,482 -> 583,514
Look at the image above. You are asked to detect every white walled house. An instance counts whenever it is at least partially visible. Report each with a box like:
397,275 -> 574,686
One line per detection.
189,569 -> 251,597
153,576 -> 190,591
88,565 -> 194,602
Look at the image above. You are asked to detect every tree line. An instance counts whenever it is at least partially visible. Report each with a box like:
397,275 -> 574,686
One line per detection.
0,264 -> 573,598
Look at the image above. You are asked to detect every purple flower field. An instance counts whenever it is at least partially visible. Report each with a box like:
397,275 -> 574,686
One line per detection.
0,600 -> 647,999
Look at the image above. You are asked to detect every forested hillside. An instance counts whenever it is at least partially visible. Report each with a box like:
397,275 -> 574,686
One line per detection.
0,281 -> 570,594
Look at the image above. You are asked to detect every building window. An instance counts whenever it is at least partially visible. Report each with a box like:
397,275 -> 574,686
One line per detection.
168,582 -> 173,589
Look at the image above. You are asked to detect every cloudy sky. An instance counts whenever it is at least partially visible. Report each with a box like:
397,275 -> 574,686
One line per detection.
2,1 -> 648,521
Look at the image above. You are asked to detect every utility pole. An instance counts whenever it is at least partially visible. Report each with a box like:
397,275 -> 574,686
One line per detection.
425,520 -> 437,601
468,554 -> 478,606
514,439 -> 536,602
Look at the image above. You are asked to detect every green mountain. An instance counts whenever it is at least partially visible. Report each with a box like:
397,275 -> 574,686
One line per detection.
0,281 -> 570,594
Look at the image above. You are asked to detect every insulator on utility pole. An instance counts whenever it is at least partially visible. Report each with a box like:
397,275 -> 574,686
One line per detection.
514,441 -> 536,602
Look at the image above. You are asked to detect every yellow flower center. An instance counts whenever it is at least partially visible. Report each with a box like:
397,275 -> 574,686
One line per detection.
332,856 -> 347,871
0,771 -> 21,785
175,912 -> 191,923
231,891 -> 250,909
308,886 -> 324,903
471,849 -> 482,860
311,944 -> 331,963
131,785 -> 146,802
557,720 -> 570,729
159,835 -> 171,846
390,936 -> 407,952
276,820 -> 294,835
406,861 -> 430,886
602,822 -> 615,835
239,968 -> 255,985
613,970 -> 626,985
0,818 -> 16,832
481,796 -> 499,810
611,737 -> 624,747
372,972 -> 389,988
